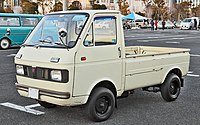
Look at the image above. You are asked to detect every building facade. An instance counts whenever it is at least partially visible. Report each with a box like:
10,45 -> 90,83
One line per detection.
176,0 -> 200,7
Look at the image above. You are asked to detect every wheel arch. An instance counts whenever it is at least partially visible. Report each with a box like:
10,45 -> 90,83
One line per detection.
87,80 -> 117,105
162,67 -> 183,84
90,80 -> 117,98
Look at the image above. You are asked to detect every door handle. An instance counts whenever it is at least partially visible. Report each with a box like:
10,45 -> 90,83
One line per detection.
118,47 -> 121,58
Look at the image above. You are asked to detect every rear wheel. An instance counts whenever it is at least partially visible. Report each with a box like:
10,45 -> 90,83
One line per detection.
161,73 -> 181,102
38,101 -> 57,108
0,38 -> 10,50
87,87 -> 115,122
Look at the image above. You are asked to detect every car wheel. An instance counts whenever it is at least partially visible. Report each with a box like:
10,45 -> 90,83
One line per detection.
161,73 -> 181,102
0,38 -> 10,50
38,101 -> 57,108
87,87 -> 115,122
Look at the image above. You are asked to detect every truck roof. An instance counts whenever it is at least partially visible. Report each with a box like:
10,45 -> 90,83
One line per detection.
47,10 -> 120,15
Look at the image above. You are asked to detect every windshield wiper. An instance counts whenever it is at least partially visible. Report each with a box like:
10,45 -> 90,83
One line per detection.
39,39 -> 52,44
37,39 -> 69,50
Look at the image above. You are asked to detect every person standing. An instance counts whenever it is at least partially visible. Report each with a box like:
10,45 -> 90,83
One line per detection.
150,20 -> 154,31
162,20 -> 165,30
155,20 -> 158,30
194,19 -> 197,30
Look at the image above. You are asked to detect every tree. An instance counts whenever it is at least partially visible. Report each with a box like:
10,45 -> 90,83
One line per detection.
37,0 -> 53,14
4,7 -> 14,13
118,0 -> 129,15
142,0 -> 169,20
21,0 -> 38,14
93,4 -> 107,10
151,0 -> 168,20
68,1 -> 82,10
191,5 -> 200,17
172,2 -> 191,20
0,7 -> 5,13
52,1 -> 63,12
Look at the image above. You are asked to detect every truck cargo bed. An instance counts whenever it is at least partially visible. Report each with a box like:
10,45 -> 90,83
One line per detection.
125,46 -> 190,58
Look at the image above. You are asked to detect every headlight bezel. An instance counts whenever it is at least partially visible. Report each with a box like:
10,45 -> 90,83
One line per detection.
50,70 -> 62,82
16,65 -> 24,75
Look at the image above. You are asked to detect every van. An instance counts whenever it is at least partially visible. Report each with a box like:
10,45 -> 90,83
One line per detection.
180,17 -> 199,30
0,13 -> 43,49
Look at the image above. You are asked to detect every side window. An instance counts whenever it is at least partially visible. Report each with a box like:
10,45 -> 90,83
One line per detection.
84,16 -> 117,47
0,17 -> 20,26
21,17 -> 39,26
94,16 -> 117,46
84,25 -> 94,47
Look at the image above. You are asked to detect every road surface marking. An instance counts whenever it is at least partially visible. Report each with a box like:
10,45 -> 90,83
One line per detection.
188,71 -> 193,74
165,42 -> 180,44
0,102 -> 44,115
137,40 -> 149,42
191,54 -> 200,57
147,37 -> 159,38
25,104 -> 41,109
187,74 -> 200,77
172,38 -> 185,40
7,54 -> 16,57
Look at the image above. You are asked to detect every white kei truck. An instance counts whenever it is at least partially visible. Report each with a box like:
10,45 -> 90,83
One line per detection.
15,10 -> 190,122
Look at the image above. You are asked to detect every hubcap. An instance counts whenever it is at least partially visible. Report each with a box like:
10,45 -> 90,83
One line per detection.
1,39 -> 9,49
96,96 -> 110,114
170,80 -> 179,95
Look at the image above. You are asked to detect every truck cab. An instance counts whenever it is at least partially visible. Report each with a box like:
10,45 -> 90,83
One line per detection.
15,10 -> 190,122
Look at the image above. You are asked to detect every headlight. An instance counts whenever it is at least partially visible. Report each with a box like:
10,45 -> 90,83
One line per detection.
16,65 -> 24,75
50,70 -> 62,81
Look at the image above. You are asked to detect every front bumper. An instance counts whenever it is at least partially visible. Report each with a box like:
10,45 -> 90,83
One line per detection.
16,82 -> 71,106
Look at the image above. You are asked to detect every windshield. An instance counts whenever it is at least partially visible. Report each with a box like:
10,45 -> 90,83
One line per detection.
183,19 -> 191,22
25,13 -> 88,48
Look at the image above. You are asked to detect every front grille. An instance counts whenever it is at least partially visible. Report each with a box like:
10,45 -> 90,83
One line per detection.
17,65 -> 69,83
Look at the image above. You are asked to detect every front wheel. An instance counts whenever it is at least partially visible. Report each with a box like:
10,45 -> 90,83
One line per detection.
0,38 -> 10,50
86,87 -> 115,122
161,73 -> 181,102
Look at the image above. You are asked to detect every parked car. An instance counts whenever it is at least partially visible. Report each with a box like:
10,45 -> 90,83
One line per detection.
180,17 -> 199,30
158,20 -> 175,29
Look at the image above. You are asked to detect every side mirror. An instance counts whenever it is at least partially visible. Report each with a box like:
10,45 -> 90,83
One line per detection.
59,28 -> 67,38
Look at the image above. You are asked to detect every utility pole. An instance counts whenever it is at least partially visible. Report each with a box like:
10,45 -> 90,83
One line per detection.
63,0 -> 67,11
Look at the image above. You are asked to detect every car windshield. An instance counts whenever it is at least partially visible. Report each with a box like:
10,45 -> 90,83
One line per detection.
25,13 -> 88,48
183,19 -> 191,22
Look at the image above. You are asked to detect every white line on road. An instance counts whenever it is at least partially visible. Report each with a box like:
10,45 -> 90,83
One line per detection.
147,37 -> 159,38
25,104 -> 41,109
172,38 -> 185,40
191,54 -> 200,57
165,41 -> 180,44
7,54 -> 16,57
188,71 -> 193,74
0,102 -> 44,115
187,74 -> 200,77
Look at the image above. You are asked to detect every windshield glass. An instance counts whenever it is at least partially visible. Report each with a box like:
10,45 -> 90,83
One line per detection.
25,14 -> 88,48
183,19 -> 191,22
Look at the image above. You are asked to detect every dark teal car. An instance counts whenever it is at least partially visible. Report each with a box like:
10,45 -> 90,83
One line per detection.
0,13 -> 43,49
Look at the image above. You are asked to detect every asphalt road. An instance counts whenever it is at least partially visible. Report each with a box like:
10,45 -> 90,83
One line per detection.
0,28 -> 200,125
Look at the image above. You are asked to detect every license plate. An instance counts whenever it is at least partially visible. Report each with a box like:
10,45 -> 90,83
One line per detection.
28,88 -> 39,99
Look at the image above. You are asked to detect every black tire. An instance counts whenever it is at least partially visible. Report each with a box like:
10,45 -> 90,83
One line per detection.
0,38 -> 10,50
87,87 -> 115,122
38,100 -> 57,108
161,73 -> 181,102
